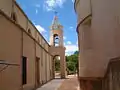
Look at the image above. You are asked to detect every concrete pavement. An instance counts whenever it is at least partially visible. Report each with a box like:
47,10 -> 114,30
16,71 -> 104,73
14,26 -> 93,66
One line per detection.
36,79 -> 64,90
36,75 -> 79,90
57,75 -> 79,90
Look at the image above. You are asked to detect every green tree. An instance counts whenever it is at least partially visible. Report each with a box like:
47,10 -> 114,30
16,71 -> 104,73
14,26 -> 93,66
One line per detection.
74,51 -> 79,54
67,61 -> 75,72
55,58 -> 60,71
66,51 -> 79,74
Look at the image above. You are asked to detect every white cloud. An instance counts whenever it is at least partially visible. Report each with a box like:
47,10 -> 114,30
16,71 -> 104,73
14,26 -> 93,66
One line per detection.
35,25 -> 46,33
65,40 -> 78,56
76,41 -> 78,45
35,9 -> 38,14
63,36 -> 67,40
65,45 -> 78,52
65,52 -> 73,56
67,41 -> 72,45
72,0 -> 74,3
65,44 -> 78,56
64,42 -> 66,46
69,26 -> 73,29
44,0 -> 66,11
69,26 -> 74,31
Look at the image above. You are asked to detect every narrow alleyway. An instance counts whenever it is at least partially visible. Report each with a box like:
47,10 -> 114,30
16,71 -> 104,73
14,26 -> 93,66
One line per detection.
37,75 -> 79,90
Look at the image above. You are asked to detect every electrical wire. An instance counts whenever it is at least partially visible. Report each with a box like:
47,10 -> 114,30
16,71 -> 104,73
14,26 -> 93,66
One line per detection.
0,61 -> 19,73
0,65 -> 9,73
0,62 -> 19,66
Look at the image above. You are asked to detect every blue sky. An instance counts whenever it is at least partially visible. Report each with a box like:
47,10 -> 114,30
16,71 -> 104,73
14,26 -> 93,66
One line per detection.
16,0 -> 78,55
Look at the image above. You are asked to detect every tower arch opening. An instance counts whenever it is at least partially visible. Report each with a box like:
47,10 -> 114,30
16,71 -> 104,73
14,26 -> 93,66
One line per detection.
53,55 -> 61,79
53,34 -> 60,47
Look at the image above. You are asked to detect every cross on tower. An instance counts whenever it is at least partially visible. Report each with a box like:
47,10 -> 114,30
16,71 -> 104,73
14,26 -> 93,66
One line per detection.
54,11 -> 58,16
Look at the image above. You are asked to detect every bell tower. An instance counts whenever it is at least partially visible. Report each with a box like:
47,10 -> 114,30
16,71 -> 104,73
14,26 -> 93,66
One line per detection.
49,12 -> 66,79
49,12 -> 63,47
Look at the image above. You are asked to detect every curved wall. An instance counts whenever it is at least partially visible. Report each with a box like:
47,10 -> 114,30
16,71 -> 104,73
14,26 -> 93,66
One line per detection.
75,0 -> 120,78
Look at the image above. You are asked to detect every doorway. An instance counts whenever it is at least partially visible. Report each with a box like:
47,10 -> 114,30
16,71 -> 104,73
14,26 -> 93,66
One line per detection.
36,57 -> 40,87
54,55 -> 61,79
22,56 -> 27,85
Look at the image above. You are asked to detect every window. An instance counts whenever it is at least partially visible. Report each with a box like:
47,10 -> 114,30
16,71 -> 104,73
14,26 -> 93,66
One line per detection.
28,29 -> 31,34
22,56 -> 27,85
11,12 -> 17,22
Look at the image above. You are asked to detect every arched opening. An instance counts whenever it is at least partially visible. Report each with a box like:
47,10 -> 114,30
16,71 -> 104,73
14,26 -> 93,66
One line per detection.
28,29 -> 32,35
53,34 -> 59,47
11,12 -> 17,22
53,55 -> 61,79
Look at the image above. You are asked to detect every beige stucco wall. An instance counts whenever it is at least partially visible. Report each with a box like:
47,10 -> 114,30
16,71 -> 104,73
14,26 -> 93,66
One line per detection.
14,4 -> 28,30
40,49 -> 43,84
78,24 -> 94,77
27,22 -> 36,39
0,15 -> 22,90
23,32 -> 36,87
49,55 -> 53,79
35,43 -> 52,85
0,0 -> 54,90
75,0 -> 91,24
36,43 -> 42,84
0,0 -> 13,17
75,0 -> 120,78
46,54 -> 50,81
43,50 -> 46,83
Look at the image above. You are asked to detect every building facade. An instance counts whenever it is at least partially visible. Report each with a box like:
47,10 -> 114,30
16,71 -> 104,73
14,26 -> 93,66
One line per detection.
0,0 -> 56,90
74,0 -> 120,90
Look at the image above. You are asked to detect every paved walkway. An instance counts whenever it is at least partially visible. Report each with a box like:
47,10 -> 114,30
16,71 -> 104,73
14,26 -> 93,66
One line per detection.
37,75 -> 79,90
58,75 -> 79,90
36,79 -> 64,90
